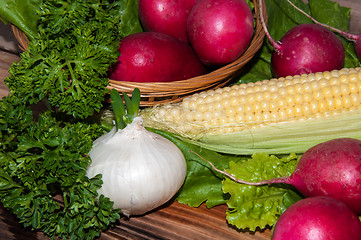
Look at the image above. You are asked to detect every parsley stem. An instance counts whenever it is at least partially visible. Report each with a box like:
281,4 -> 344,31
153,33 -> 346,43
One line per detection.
66,62 -> 83,99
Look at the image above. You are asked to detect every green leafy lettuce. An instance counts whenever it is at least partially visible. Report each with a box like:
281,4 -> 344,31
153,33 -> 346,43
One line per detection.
0,0 -> 40,40
153,128 -> 303,231
223,153 -> 301,231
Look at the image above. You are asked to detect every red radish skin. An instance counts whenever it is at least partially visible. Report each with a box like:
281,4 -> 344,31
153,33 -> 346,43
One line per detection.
138,0 -> 197,43
289,137 -> 361,214
270,23 -> 345,78
272,196 -> 361,240
109,32 -> 207,83
187,0 -> 254,66
196,138 -> 361,215
285,0 -> 361,63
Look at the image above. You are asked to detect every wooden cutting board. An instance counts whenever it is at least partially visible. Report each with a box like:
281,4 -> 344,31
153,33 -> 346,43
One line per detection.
1,1 -> 361,237
0,201 -> 271,240
0,49 -> 271,239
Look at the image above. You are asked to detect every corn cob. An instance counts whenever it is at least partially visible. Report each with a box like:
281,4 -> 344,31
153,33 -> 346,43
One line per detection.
141,68 -> 361,155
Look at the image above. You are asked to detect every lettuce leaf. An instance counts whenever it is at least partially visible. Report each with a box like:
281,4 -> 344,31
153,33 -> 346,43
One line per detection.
0,0 -> 40,40
152,127 -> 303,226
116,0 -> 143,38
222,153 -> 301,231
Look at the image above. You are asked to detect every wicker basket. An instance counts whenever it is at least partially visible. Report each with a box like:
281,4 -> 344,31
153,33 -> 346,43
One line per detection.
12,0 -> 267,106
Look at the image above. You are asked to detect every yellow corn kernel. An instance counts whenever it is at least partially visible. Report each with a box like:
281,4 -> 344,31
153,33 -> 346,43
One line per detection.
286,85 -> 296,95
262,90 -> 271,100
142,68 -> 361,141
309,99 -> 319,114
294,93 -> 304,104
203,111 -> 213,121
302,92 -> 313,102
224,107 -> 235,116
310,80 -> 321,90
349,82 -> 358,94
261,101 -> 270,112
340,84 -> 350,96
322,86 -> 333,98
204,95 -> 214,104
196,103 -> 207,112
269,100 -> 278,112
229,96 -> 239,106
348,73 -> 358,82
325,97 -> 336,111
262,111 -> 272,121
342,95 -> 352,109
278,87 -> 287,95
319,78 -> 330,88
329,77 -> 341,86
237,88 -> 247,95
331,85 -> 341,97
302,103 -> 312,116
255,92 -> 264,102
314,72 -> 324,80
351,93 -> 361,106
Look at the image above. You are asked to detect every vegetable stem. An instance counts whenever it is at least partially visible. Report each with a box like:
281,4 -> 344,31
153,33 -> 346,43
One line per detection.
286,0 -> 359,41
122,88 -> 140,123
110,89 -> 126,129
110,88 -> 141,129
190,151 -> 292,186
259,0 -> 282,50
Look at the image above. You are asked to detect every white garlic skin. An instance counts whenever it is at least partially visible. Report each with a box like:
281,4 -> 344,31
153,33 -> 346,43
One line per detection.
86,117 -> 187,216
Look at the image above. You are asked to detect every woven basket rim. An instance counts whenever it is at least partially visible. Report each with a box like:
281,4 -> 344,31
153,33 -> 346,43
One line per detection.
11,0 -> 267,106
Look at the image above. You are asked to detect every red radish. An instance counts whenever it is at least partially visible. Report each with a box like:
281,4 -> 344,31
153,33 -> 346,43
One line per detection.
258,1 -> 345,78
187,0 -> 254,66
270,23 -> 345,78
109,32 -> 207,82
138,0 -> 197,43
272,196 -> 361,240
196,138 -> 361,214
286,0 -> 361,62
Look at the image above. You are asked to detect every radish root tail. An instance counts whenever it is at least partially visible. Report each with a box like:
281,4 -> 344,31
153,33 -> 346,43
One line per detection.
189,151 -> 289,186
286,0 -> 358,41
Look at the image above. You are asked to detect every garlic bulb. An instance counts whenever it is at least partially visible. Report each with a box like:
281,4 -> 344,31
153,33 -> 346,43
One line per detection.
86,116 -> 187,216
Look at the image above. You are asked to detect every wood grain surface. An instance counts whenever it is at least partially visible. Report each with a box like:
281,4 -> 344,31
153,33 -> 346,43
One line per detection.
1,1 -> 361,239
0,200 -> 272,240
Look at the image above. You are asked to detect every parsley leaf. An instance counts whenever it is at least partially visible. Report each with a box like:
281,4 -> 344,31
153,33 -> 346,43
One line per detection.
0,103 -> 120,239
5,0 -> 122,119
0,0 -> 143,238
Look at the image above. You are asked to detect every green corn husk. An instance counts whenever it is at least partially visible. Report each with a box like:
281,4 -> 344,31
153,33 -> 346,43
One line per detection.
142,108 -> 361,155
141,68 -> 361,155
